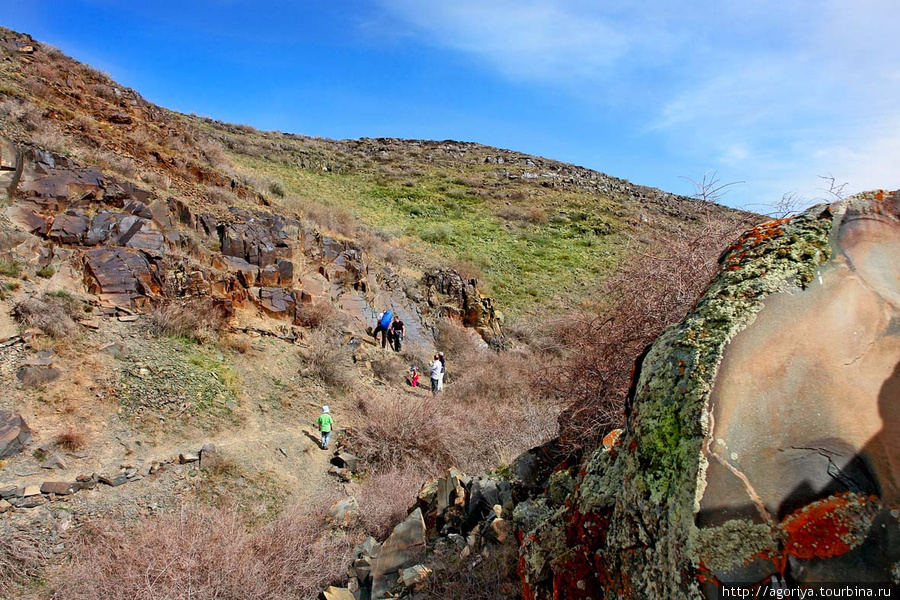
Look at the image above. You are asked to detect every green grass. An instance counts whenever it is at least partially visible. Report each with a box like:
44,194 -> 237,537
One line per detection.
230,154 -> 626,316
36,265 -> 55,279
0,259 -> 21,277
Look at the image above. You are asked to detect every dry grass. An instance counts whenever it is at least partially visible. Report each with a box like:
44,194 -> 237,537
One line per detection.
148,299 -> 226,343
0,527 -> 47,595
421,542 -> 521,600
12,292 -> 82,338
298,329 -> 355,390
54,428 -> 87,451
294,300 -> 345,331
50,502 -> 353,600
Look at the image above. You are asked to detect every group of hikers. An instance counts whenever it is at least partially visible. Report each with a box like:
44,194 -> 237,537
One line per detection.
372,309 -> 406,352
315,308 -> 450,449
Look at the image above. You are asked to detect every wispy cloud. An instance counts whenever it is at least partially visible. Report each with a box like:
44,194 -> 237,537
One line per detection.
375,0 -> 900,206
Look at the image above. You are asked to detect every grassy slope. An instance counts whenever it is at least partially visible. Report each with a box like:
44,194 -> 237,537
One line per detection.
0,25 -> 756,318
229,152 -> 623,313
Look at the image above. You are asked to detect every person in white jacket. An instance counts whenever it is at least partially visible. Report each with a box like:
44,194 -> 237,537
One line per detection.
430,354 -> 442,396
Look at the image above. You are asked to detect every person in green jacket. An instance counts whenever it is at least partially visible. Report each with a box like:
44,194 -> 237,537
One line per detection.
317,406 -> 334,450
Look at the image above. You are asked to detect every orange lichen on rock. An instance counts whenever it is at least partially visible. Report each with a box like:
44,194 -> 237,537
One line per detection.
723,217 -> 792,268
781,493 -> 875,561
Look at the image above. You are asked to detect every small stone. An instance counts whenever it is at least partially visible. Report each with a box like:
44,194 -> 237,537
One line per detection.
0,499 -> 11,512
199,443 -> 218,470
118,315 -> 139,323
98,474 -> 129,487
400,564 -> 432,588
328,466 -> 352,482
322,587 -> 355,600
179,453 -> 199,464
41,453 -> 67,470
22,485 -> 41,497
0,485 -> 18,498
278,447 -> 287,457
40,481 -> 78,495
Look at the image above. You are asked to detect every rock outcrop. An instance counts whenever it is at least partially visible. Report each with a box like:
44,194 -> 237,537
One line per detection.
518,191 -> 900,597
422,269 -> 503,345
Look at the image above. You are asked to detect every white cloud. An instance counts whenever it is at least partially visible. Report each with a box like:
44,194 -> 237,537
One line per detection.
375,0 -> 900,206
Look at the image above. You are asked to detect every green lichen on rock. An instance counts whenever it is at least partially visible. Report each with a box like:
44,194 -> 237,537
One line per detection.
689,519 -> 779,572
547,470 -> 576,507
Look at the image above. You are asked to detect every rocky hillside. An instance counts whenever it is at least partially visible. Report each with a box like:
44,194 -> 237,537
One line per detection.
0,27 -> 755,317
0,26 -> 781,600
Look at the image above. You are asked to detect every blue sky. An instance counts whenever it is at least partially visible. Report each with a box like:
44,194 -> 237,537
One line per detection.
4,1 -> 899,209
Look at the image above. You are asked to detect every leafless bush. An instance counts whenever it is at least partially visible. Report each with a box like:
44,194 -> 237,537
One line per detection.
525,207 -> 549,224
435,320 -> 481,364
350,391 -> 457,472
12,292 -> 80,338
0,527 -> 47,594
371,353 -> 404,385
51,502 -> 353,600
356,465 -> 424,539
543,209 -> 754,452
421,541 -> 521,600
148,299 -> 226,343
495,205 -> 526,222
298,329 -> 354,390
294,300 -> 344,331
206,184 -> 240,206
54,428 -> 87,451
0,98 -> 44,131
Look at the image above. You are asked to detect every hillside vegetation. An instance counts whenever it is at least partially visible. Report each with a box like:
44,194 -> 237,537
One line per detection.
0,27 -> 762,600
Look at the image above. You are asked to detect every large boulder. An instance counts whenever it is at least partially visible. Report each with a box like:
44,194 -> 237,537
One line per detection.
520,191 -> 900,598
0,411 -> 32,458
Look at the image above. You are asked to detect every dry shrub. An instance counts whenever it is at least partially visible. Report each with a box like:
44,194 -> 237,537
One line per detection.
298,329 -> 354,390
544,210 -> 754,452
54,428 -> 86,451
421,542 -> 521,600
351,391 -> 456,472
371,353 -> 404,385
149,299 -> 226,343
0,527 -> 47,594
294,300 -> 344,331
223,334 -> 252,354
355,465 -> 425,539
435,320 -> 481,364
525,206 -> 549,224
12,292 -> 81,338
51,502 -> 353,600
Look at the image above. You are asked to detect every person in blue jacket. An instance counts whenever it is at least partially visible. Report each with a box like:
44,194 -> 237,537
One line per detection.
372,309 -> 393,349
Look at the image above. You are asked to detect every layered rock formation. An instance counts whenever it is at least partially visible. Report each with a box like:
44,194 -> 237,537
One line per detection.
519,191 -> 900,597
0,139 -> 501,345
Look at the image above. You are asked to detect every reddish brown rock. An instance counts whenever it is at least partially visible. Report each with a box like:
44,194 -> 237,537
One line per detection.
84,247 -> 163,297
48,213 -> 89,244
40,481 -> 78,495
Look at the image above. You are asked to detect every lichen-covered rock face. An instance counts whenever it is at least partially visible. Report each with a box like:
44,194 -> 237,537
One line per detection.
520,191 -> 900,599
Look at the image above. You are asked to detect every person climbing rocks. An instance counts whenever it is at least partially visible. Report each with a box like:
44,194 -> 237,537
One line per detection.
317,405 -> 333,450
437,352 -> 446,391
390,315 -> 406,352
372,309 -> 393,349
430,354 -> 443,395
409,365 -> 419,388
